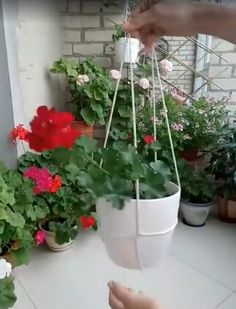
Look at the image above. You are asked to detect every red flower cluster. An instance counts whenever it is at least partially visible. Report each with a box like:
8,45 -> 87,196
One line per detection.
144,135 -> 154,144
80,216 -> 96,229
24,167 -> 62,194
9,124 -> 29,144
27,106 -> 80,152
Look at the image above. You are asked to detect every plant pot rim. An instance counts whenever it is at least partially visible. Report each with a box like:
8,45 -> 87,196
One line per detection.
116,37 -> 140,44
39,220 -> 77,236
181,199 -> 213,207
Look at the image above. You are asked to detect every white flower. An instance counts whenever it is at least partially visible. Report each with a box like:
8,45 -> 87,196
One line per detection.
198,109 -> 203,115
138,78 -> 150,90
109,69 -> 121,80
0,259 -> 12,279
183,134 -> 192,140
76,74 -> 89,86
159,59 -> 173,75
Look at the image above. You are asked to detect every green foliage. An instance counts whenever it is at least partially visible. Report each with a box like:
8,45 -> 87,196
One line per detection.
50,58 -> 111,125
0,278 -> 16,309
179,161 -> 214,203
112,24 -> 125,42
49,220 -> 78,245
206,127 -> 236,198
0,163 -> 37,266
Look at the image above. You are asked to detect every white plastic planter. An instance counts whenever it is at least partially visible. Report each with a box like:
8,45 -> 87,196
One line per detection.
96,182 -> 180,269
181,200 -> 213,227
115,37 -> 141,65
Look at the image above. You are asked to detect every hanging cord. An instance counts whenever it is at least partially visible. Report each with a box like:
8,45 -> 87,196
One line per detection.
151,47 -> 157,162
153,50 -> 181,188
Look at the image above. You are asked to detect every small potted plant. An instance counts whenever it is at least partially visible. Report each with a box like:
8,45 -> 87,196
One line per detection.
0,259 -> 16,309
50,59 -> 112,136
18,138 -> 97,251
180,163 -> 214,227
206,127 -> 236,222
112,24 -> 141,65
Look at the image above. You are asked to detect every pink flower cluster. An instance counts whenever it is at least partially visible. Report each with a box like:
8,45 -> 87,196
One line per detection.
24,167 -> 62,194
159,59 -> 173,75
76,74 -> 89,86
109,69 -> 121,80
138,78 -> 150,90
171,123 -> 184,132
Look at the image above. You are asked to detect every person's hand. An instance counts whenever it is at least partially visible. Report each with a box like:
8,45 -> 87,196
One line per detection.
123,0 -> 198,50
108,281 -> 163,309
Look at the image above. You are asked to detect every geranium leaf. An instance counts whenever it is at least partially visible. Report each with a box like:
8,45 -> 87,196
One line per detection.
150,161 -> 171,176
0,278 -> 16,309
81,108 -> 96,126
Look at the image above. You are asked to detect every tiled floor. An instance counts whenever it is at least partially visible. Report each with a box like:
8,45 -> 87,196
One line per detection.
14,215 -> 236,309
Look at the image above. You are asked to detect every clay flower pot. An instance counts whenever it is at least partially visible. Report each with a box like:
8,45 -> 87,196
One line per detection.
218,197 -> 236,223
179,148 -> 199,161
72,121 -> 94,138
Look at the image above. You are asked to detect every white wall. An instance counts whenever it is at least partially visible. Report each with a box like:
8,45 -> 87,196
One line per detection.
16,0 -> 64,122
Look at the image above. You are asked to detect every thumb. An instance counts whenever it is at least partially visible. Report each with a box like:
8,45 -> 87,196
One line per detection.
108,282 -> 134,305
123,9 -> 157,32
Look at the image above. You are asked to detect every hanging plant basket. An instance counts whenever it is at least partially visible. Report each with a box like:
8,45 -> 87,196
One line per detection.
72,121 -> 94,138
115,37 -> 141,65
97,182 -> 180,269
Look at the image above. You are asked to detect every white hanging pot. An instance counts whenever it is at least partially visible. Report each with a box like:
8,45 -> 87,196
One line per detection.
181,200 -> 213,227
96,182 -> 180,269
115,37 -> 141,65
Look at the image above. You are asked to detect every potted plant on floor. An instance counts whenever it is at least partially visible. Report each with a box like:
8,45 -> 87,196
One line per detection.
179,162 -> 214,227
112,24 -> 141,65
0,259 -> 16,309
206,127 -> 236,222
50,59 -> 112,137
18,138 -> 97,251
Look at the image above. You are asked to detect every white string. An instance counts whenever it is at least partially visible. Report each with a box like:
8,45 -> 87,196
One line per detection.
153,49 -> 181,188
151,47 -> 157,162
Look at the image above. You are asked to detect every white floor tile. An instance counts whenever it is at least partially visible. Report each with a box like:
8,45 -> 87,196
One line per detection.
218,293 -> 236,309
13,279 -> 36,309
170,216 -> 236,290
15,231 -> 230,309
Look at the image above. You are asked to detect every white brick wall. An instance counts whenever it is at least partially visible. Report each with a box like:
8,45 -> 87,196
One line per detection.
208,38 -> 236,104
61,0 -> 196,94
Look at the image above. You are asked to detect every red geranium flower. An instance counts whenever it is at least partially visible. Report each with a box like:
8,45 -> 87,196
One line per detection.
9,124 -> 29,144
144,135 -> 154,144
50,175 -> 62,193
80,216 -> 96,229
27,106 -> 80,152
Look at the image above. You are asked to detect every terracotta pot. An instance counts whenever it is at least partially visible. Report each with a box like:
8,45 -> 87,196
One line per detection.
179,148 -> 199,161
218,197 -> 236,223
72,121 -> 94,138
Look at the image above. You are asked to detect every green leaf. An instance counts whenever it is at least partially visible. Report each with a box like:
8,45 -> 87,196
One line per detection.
91,102 -> 103,118
0,221 -> 5,234
94,89 -> 103,101
76,136 -> 97,153
84,88 -> 94,99
0,278 -> 16,309
150,161 -> 171,177
11,247 -> 31,266
150,141 -> 162,151
51,148 -> 71,164
81,108 -> 96,126
77,171 -> 92,187
5,209 -> 25,228
118,105 -> 132,118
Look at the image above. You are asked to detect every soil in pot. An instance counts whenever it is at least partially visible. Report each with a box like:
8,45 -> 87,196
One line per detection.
72,121 -> 94,138
181,199 -> 213,227
218,196 -> 236,223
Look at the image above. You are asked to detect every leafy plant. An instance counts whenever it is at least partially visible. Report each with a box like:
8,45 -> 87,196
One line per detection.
18,138 -> 97,244
112,24 -> 125,42
179,161 -> 214,203
0,277 -> 16,309
0,163 -> 41,266
206,126 -> 236,199
50,59 -> 112,126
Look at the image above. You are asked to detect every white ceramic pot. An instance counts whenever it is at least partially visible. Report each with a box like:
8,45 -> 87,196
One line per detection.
115,37 -> 141,65
181,200 -> 213,227
96,182 -> 180,269
39,223 -> 74,252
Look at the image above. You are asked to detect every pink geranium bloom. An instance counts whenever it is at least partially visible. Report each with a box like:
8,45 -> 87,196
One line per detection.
34,230 -> 46,246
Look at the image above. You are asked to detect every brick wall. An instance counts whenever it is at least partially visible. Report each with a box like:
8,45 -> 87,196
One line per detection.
208,38 -> 236,110
60,0 -> 196,94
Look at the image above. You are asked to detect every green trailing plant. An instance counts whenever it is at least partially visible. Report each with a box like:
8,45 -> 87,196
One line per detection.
50,58 -> 112,126
112,24 -> 125,42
